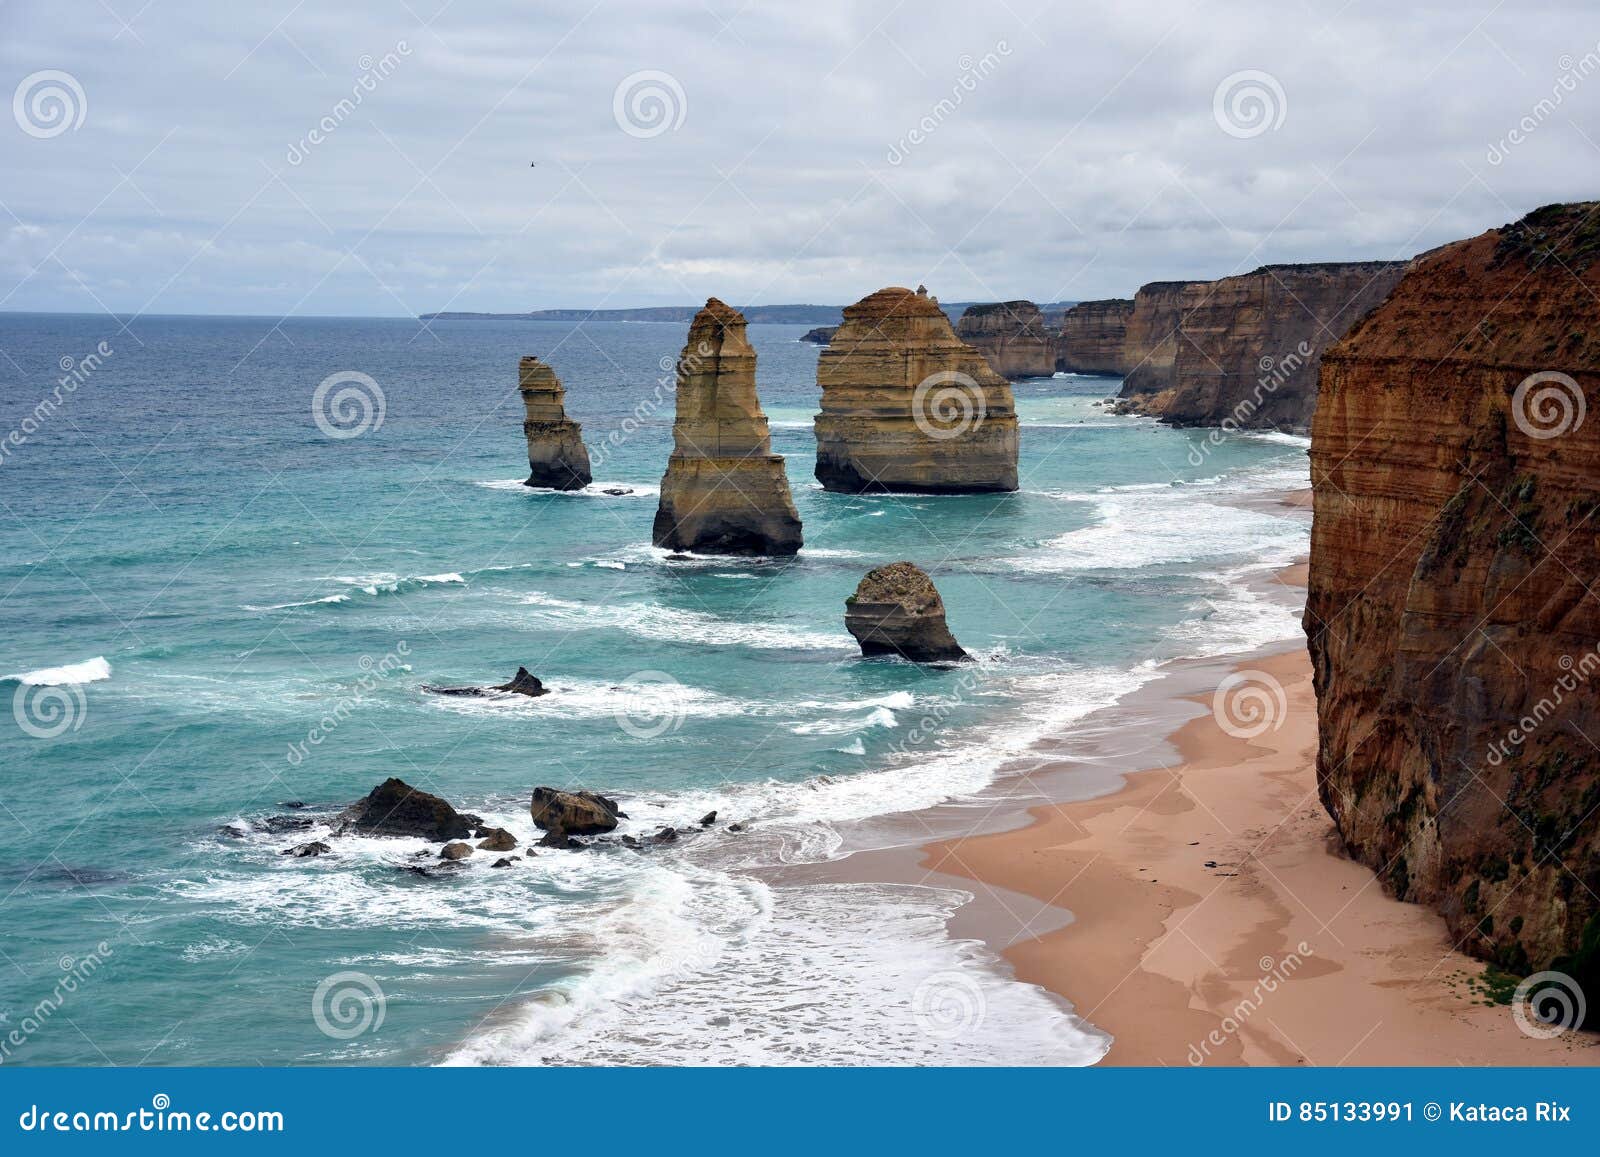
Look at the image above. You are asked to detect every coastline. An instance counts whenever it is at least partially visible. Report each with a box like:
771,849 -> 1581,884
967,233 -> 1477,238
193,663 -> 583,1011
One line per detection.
812,487 -> 1598,1065
909,556 -> 1598,1065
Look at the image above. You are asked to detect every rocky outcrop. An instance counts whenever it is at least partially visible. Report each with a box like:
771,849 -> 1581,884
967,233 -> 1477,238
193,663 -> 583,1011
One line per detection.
425,667 -> 548,698
439,841 -> 474,860
1054,299 -> 1134,375
814,287 -> 1018,493
800,326 -> 838,345
476,827 -> 517,851
529,786 -> 623,836
844,562 -> 969,662
519,356 -> 592,491
954,301 -> 1056,379
336,778 -> 481,841
1306,203 -> 1600,1006
1115,263 -> 1407,432
653,299 -> 803,555
280,840 -> 332,858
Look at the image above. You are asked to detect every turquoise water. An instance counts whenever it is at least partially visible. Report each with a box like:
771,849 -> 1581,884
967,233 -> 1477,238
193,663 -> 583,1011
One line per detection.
0,313 -> 1309,1066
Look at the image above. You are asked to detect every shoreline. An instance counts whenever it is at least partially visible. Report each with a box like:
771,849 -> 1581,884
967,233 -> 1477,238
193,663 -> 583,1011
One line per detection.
900,553 -> 1598,1065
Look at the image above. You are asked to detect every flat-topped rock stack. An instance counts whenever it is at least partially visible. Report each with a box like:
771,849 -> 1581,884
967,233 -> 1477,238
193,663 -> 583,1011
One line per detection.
652,299 -> 803,556
815,286 -> 1018,493
518,356 -> 592,490
954,300 -> 1057,379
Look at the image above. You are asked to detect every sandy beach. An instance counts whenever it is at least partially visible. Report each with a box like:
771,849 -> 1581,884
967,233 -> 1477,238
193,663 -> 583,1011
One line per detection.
919,561 -> 1600,1066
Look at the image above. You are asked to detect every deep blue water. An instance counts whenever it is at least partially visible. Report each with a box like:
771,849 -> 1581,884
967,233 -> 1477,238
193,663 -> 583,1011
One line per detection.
0,312 -> 1309,1066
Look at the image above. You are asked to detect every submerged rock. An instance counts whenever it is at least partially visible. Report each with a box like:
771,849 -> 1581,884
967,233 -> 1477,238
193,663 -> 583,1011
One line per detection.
280,840 -> 333,858
844,562 -> 969,663
519,356 -> 592,490
815,286 -> 1018,493
335,777 -> 482,841
491,857 -> 516,868
425,666 -> 549,698
652,299 -> 803,556
529,786 -> 622,835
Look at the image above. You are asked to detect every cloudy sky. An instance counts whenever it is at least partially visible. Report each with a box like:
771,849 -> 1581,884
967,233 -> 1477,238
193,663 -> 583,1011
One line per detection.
3,0 -> 1598,316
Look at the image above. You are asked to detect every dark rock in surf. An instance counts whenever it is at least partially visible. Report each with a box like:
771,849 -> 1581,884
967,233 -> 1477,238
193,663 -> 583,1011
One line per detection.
336,777 -> 481,841
477,827 -> 517,852
280,840 -> 333,858
529,786 -> 623,835
698,810 -> 717,827
425,666 -> 549,698
439,841 -> 474,861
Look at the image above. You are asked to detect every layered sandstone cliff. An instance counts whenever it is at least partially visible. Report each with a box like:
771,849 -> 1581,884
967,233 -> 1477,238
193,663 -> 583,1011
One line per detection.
1054,298 -> 1134,375
519,357 -> 591,490
1115,280 -> 1207,405
1306,203 -> 1600,1003
815,286 -> 1018,493
954,300 -> 1056,379
653,299 -> 802,555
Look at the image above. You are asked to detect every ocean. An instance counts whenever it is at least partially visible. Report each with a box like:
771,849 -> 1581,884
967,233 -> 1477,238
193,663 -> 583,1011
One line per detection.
0,312 -> 1310,1066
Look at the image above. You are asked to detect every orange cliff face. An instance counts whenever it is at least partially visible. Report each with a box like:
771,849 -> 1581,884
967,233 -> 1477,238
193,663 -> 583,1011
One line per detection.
1054,298 -> 1134,376
1306,203 -> 1600,1004
953,300 -> 1056,379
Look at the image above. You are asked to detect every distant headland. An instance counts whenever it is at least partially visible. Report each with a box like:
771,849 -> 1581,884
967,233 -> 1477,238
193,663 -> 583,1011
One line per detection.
417,301 -> 1078,325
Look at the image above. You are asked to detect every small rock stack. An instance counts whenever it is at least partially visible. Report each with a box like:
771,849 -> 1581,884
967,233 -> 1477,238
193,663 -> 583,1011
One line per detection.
519,356 -> 592,491
844,561 -> 968,663
653,299 -> 803,555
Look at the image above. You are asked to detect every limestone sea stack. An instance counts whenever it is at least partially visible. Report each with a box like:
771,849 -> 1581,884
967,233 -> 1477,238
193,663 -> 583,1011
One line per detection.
1054,298 -> 1135,375
652,299 -> 803,555
519,356 -> 592,490
1306,203 -> 1600,1004
844,562 -> 968,662
815,287 -> 1018,493
954,300 -> 1057,379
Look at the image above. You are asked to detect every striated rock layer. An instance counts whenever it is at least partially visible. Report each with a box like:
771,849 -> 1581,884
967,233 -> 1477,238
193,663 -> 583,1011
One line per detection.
1054,298 -> 1134,375
845,562 -> 968,662
519,357 -> 592,490
653,299 -> 802,555
1114,263 -> 1406,431
1306,203 -> 1600,1002
815,287 -> 1018,493
954,300 -> 1057,379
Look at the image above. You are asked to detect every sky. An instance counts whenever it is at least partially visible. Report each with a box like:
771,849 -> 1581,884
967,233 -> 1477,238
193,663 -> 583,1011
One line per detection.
2,0 -> 1598,317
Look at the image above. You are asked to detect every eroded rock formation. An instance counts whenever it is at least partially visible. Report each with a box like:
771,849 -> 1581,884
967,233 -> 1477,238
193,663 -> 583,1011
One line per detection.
336,777 -> 481,841
955,300 -> 1057,379
1306,203 -> 1600,1004
815,287 -> 1018,493
845,561 -> 969,662
1115,263 -> 1407,432
800,326 -> 838,345
519,356 -> 592,490
530,786 -> 623,836
1055,299 -> 1134,375
653,299 -> 803,555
